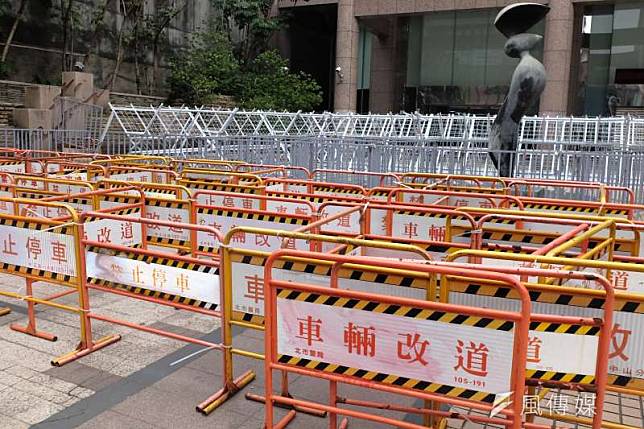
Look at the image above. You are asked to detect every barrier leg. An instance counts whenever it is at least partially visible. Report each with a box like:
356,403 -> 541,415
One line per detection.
0,307 -> 9,317
273,410 -> 297,429
330,380 -> 338,429
196,369 -> 256,415
195,329 -> 256,415
329,380 -> 349,428
10,279 -> 58,341
246,370 -> 327,417
51,238 -> 121,366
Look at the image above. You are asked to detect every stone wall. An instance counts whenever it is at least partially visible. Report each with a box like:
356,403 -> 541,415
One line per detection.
0,0 -> 216,95
0,78 -> 238,129
0,104 -> 16,127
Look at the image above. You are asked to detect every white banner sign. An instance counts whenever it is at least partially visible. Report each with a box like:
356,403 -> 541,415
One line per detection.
319,205 -> 361,235
277,298 -> 514,394
84,217 -> 142,247
0,163 -> 25,173
195,193 -> 261,211
109,171 -> 158,183
85,252 -> 219,305
449,293 -> 639,378
144,206 -> 190,242
0,224 -> 77,276
196,212 -> 308,251
392,213 -> 449,242
265,200 -> 313,216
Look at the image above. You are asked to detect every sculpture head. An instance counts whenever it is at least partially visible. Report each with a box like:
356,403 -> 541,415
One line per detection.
504,33 -> 543,58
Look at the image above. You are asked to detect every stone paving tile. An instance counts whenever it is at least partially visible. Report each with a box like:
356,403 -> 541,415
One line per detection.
76,410 -> 160,429
0,412 -> 30,429
0,270 -> 224,426
45,362 -> 123,393
158,311 -> 220,333
112,385 -> 252,429
0,340 -> 55,372
0,388 -> 64,425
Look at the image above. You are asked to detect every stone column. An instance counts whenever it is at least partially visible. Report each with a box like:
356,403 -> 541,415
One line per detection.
334,0 -> 360,112
539,0 -> 575,116
369,18 -> 396,113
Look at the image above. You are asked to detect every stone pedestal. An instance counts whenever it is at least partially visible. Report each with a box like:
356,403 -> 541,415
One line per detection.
25,85 -> 61,109
61,72 -> 94,102
13,108 -> 53,129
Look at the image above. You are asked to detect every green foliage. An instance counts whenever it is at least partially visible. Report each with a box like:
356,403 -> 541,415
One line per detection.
167,2 -> 322,111
0,61 -> 11,79
167,29 -> 240,105
0,0 -> 10,16
238,51 -> 322,111
168,29 -> 322,111
210,0 -> 281,63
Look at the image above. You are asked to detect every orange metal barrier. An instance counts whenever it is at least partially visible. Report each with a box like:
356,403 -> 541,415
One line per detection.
49,211 -> 255,410
0,198 -> 92,342
310,168 -> 400,187
263,251 -> 614,429
263,251 -> 534,429
192,190 -> 315,215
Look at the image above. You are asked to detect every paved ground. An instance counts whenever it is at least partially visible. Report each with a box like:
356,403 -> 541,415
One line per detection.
0,274 -> 641,429
0,274 -> 419,429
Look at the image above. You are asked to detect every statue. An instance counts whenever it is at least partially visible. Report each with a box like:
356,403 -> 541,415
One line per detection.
488,2 -> 550,177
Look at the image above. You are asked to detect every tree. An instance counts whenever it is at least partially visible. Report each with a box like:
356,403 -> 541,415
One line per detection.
210,0 -> 281,65
144,2 -> 187,92
167,29 -> 321,111
82,0 -> 110,68
238,51 -> 321,111
167,28 -> 240,105
1,0 -> 28,76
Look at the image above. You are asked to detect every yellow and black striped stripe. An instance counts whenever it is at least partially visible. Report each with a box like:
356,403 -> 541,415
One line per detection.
606,375 -> 644,390
88,207 -> 141,217
448,281 -> 643,313
146,199 -> 188,209
265,192 -> 362,204
147,236 -> 187,248
479,230 -> 554,245
231,252 -> 432,325
313,186 -> 363,195
179,180 -> 262,193
99,195 -> 138,204
525,370 -> 594,385
143,187 -> 176,195
524,204 -> 597,213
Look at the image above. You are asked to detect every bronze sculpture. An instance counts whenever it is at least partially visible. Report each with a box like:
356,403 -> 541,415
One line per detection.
488,2 -> 550,177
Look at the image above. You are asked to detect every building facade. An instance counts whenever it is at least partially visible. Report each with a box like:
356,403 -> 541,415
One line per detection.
278,0 -> 644,116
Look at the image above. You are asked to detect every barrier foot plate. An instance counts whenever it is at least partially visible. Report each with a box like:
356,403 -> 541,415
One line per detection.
51,334 -> 122,367
246,393 -> 327,418
197,370 -> 256,415
10,323 -> 58,342
0,307 -> 10,317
